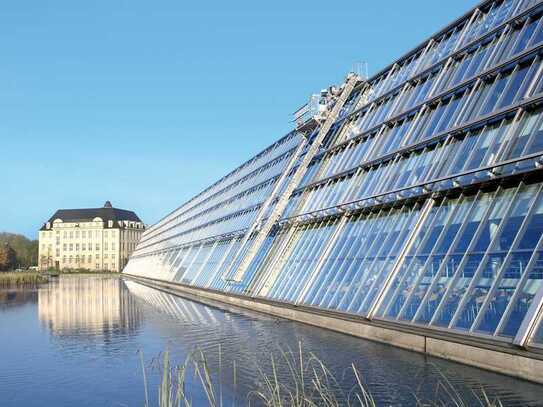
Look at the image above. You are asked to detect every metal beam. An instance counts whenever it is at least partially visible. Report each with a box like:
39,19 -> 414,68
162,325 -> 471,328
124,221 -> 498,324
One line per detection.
228,73 -> 362,283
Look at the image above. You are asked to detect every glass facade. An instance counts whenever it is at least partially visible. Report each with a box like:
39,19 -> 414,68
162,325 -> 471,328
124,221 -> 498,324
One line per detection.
125,0 -> 543,349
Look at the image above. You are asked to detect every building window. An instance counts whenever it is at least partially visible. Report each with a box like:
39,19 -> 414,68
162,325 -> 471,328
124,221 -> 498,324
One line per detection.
104,242 -> 108,250
76,244 -> 80,251
88,255 -> 92,263
56,249 -> 60,256
69,231 -> 73,239
104,264 -> 109,270
63,243 -> 67,251
96,263 -> 100,269
69,244 -> 73,251
95,254 -> 99,260
75,230 -> 80,238
69,256 -> 73,264
63,231 -> 67,238
82,231 -> 86,238
82,243 -> 86,251
96,244 -> 100,251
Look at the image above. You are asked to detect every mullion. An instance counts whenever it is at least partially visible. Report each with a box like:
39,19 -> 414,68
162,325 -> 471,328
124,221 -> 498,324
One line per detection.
411,193 -> 482,323
397,197 -> 463,321
343,206 -> 413,314
381,199 -> 450,319
448,184 -> 523,329
471,183 -> 543,334
251,229 -> 295,295
429,189 -> 502,327
319,211 -> 384,309
269,224 -> 316,299
279,221 -> 327,300
338,209 -> 403,312
257,227 -> 302,297
303,216 -> 359,305
284,219 -> 338,302
278,221 -> 327,300
328,209 -> 393,310
356,205 -> 424,315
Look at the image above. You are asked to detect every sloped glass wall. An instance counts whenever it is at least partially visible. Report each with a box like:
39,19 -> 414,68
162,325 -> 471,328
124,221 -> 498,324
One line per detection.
125,0 -> 543,349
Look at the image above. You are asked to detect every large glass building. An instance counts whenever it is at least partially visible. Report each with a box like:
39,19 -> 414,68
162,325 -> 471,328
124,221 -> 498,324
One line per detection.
125,0 -> 543,356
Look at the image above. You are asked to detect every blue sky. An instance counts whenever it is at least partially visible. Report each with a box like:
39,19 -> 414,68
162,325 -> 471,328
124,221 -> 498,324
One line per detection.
0,0 -> 478,239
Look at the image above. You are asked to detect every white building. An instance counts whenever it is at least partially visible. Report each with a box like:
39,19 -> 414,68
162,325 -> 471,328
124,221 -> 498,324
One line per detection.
38,201 -> 145,272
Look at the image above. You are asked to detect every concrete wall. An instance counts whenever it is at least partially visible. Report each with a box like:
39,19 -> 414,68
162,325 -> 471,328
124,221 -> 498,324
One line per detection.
125,274 -> 543,384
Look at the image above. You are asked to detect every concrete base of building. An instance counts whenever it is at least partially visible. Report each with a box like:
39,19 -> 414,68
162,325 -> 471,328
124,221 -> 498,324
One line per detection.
124,274 -> 543,384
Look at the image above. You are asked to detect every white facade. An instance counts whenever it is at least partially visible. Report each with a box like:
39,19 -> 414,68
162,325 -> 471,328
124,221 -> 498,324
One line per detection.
38,205 -> 144,272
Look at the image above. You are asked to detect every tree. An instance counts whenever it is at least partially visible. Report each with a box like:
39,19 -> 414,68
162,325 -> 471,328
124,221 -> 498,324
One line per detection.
0,243 -> 17,271
0,232 -> 38,268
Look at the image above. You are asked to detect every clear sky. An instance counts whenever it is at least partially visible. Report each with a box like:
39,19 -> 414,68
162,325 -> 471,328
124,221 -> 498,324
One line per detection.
1,0 -> 478,239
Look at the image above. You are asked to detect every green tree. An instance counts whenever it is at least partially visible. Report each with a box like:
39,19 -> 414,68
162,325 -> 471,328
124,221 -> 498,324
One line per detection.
0,233 -> 38,268
0,243 -> 17,271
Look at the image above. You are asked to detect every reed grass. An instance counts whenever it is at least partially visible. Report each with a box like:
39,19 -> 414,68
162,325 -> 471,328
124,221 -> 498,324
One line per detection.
139,342 -> 505,407
0,272 -> 48,287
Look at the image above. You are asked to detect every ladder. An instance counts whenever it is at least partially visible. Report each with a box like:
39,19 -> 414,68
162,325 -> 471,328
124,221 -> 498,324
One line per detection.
227,73 -> 362,283
221,134 -> 309,282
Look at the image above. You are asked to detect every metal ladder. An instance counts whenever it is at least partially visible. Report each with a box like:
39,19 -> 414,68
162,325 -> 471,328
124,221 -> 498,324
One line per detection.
227,73 -> 362,283
220,134 -> 309,282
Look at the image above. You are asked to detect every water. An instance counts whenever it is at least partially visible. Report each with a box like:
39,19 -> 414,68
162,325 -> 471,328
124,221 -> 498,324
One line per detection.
1,275 -> 542,407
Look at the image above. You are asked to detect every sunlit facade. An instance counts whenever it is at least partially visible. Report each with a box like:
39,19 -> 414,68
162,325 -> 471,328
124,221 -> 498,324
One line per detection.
39,201 -> 145,272
38,276 -> 143,336
125,0 -> 543,351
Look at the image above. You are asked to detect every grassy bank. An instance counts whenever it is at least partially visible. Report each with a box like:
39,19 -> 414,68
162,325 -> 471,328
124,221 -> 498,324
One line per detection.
0,272 -> 49,287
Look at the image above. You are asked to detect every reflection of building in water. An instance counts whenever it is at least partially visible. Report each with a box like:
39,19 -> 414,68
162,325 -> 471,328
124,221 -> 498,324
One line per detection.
0,288 -> 38,308
125,280 -> 274,327
39,276 -> 142,336
125,280 -> 222,326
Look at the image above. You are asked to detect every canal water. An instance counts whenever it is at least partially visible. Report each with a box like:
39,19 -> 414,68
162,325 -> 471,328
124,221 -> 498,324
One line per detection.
1,275 -> 543,407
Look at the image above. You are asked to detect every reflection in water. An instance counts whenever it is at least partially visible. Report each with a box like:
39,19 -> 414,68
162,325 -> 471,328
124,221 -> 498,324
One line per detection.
126,280 -> 543,406
0,288 -> 37,308
1,276 -> 543,407
38,275 -> 143,337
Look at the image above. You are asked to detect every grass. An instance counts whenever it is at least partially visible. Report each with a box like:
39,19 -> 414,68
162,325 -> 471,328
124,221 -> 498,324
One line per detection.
139,343 -> 506,407
0,269 -> 119,287
0,271 -> 49,287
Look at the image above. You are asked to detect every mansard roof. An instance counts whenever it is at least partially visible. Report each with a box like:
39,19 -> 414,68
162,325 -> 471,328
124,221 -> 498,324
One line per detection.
40,201 -> 142,230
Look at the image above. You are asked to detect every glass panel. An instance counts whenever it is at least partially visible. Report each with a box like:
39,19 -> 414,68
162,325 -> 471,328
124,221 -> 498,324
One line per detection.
453,184 -> 537,331
511,17 -> 539,56
414,195 -> 478,324
505,107 -> 543,160
497,63 -> 532,108
430,189 -> 500,327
